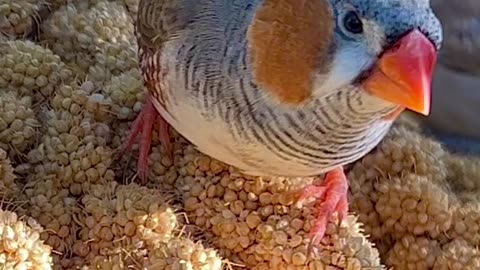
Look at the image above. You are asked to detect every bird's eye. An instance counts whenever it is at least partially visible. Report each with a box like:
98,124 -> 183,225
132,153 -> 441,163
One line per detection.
343,11 -> 363,34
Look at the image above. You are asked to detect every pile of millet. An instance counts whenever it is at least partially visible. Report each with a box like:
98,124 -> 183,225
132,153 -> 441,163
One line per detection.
0,0 -> 479,269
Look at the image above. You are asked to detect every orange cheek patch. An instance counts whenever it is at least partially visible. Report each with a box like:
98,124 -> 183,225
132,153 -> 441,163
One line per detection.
248,0 -> 334,105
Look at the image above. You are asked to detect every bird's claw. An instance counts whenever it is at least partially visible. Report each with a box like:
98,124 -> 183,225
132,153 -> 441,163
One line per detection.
297,167 -> 349,250
124,96 -> 172,184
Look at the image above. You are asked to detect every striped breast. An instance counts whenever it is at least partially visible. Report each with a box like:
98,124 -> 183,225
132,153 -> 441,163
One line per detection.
137,0 -> 398,177
136,32 -> 168,111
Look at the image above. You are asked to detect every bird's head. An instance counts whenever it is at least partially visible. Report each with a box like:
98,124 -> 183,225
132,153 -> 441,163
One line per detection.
248,0 -> 442,116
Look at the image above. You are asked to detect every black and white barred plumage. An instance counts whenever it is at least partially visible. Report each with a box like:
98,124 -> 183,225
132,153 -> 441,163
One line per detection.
136,0 -> 440,176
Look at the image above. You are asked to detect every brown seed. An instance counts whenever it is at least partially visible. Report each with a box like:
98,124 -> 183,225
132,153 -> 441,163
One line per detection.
246,213 -> 262,229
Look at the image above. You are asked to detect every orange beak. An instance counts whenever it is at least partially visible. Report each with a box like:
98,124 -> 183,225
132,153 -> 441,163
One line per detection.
362,29 -> 437,116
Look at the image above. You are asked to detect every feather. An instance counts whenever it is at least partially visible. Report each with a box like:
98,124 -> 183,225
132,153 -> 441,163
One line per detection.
247,0 -> 334,105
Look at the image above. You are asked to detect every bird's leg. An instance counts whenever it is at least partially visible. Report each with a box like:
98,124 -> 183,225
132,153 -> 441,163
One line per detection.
124,95 -> 173,183
297,167 -> 349,247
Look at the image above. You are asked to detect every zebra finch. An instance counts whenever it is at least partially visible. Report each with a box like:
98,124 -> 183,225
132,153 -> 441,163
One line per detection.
125,0 -> 442,246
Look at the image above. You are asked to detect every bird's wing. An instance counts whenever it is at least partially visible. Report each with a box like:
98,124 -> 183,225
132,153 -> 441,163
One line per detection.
136,0 -> 194,50
431,0 -> 480,75
136,0 -> 195,106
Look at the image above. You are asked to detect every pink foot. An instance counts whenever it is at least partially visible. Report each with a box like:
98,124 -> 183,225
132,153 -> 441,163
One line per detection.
124,96 -> 173,184
298,167 -> 349,248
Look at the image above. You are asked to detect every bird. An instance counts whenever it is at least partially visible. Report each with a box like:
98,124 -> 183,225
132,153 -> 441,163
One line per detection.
417,0 -> 480,152
126,0 -> 442,246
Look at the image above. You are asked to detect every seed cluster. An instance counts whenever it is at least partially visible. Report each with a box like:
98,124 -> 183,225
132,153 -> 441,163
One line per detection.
1,0 -> 480,269
41,1 -> 137,87
0,0 -> 43,38
434,238 -> 480,270
144,138 -> 384,270
24,179 -> 77,268
45,0 -> 139,19
347,122 -> 480,269
386,234 -> 441,269
373,173 -> 452,239
145,237 -> 223,270
0,91 -> 39,159
27,81 -> 115,194
0,40 -> 74,103
103,68 -> 145,121
0,209 -> 53,270
348,126 -> 450,241
0,149 -> 22,209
